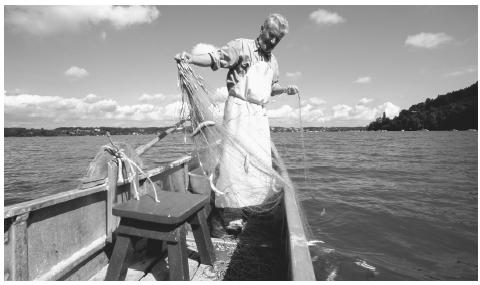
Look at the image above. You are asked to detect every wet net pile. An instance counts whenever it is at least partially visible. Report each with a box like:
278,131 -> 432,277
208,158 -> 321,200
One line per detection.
176,60 -> 314,279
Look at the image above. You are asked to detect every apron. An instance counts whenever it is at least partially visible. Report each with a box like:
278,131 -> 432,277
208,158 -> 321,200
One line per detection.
214,61 -> 276,208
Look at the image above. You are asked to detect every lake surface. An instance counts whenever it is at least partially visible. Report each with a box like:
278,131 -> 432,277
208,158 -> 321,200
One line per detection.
4,131 -> 478,280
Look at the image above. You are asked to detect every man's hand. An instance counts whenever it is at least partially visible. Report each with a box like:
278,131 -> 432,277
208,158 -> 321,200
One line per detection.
174,51 -> 192,63
285,85 -> 299,95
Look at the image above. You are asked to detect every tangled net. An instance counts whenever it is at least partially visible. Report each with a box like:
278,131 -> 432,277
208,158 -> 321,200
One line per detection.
176,60 -> 293,213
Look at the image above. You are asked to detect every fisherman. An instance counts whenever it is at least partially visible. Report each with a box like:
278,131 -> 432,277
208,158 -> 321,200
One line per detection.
175,13 -> 298,237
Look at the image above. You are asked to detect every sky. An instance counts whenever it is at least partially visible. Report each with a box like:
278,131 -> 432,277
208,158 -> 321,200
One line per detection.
3,4 -> 478,128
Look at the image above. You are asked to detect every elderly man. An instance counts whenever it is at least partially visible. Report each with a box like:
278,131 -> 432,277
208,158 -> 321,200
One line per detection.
176,13 -> 298,237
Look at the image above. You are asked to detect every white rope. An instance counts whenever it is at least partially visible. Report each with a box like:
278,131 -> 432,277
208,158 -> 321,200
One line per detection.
297,92 -> 308,181
191,120 -> 216,137
209,173 -> 225,195
104,145 -> 160,203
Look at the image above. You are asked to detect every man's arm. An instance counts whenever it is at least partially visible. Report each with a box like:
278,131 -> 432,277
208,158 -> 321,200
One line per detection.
271,83 -> 299,96
175,52 -> 212,67
271,83 -> 286,96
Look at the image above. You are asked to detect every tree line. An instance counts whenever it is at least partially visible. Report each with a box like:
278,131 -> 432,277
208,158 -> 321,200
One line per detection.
4,127 -> 172,137
367,82 -> 478,131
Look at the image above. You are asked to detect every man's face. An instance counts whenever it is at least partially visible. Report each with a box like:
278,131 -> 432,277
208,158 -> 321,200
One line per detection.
258,24 -> 284,53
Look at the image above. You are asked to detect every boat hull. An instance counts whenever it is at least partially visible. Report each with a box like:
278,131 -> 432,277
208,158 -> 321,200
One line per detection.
4,155 -> 315,280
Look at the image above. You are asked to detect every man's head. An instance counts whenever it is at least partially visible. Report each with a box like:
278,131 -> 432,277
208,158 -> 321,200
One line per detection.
258,14 -> 289,53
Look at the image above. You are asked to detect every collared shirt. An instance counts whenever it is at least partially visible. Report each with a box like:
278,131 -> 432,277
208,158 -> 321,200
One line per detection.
208,38 -> 279,94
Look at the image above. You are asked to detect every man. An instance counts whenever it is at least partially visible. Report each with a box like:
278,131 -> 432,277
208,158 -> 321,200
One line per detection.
176,13 -> 298,237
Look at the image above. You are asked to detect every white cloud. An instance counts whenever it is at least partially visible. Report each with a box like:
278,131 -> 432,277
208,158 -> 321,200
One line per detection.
4,91 -> 402,128
83,93 -> 101,103
308,97 -> 326,105
100,31 -> 107,40
4,92 -> 184,126
444,66 -> 477,77
138,93 -> 166,102
286,71 -> 302,80
5,6 -> 160,35
359,97 -> 373,104
353,76 -> 371,84
332,104 -> 352,118
378,102 -> 401,119
267,105 -> 296,119
405,32 -> 453,49
65,66 -> 89,79
191,43 -> 217,55
268,100 -> 400,126
309,9 -> 345,26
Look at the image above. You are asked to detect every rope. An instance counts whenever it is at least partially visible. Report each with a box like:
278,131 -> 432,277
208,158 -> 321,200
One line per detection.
104,145 -> 160,203
297,92 -> 308,181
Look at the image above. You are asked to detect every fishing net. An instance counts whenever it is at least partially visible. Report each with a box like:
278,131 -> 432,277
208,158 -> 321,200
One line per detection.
176,60 -> 316,279
176,60 -> 289,213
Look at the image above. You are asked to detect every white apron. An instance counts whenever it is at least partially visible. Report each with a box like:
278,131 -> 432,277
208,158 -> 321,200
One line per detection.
214,61 -> 276,208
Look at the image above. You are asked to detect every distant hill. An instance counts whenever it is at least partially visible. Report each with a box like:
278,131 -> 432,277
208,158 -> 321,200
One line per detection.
367,82 -> 478,131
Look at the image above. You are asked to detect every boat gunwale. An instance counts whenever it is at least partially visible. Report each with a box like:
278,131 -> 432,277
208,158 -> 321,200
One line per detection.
4,149 -> 316,281
4,155 -> 193,219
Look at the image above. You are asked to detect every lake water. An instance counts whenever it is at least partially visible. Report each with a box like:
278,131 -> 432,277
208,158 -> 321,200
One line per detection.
4,132 -> 478,280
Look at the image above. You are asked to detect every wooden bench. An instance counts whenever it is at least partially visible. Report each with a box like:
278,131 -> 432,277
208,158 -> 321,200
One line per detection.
105,191 -> 215,281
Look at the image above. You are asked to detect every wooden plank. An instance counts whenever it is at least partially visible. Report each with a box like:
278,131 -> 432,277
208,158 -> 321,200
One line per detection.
35,236 -> 106,280
115,222 -> 181,243
135,120 -> 186,156
112,193 -> 209,224
105,235 -> 134,280
4,184 -> 106,219
27,192 -> 106,280
106,161 -> 118,241
4,213 -> 29,280
189,208 -> 215,265
64,249 -> 109,281
184,164 -> 189,193
271,142 -> 316,281
166,225 -> 189,280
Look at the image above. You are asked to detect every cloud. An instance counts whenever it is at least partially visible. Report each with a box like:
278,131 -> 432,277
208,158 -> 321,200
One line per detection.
83,93 -> 101,103
267,100 -> 400,126
267,105 -> 297,119
309,9 -> 345,26
308,97 -> 326,105
378,102 -> 401,119
405,32 -> 453,49
65,66 -> 89,79
4,91 -> 401,128
191,43 -> 217,55
4,92 -> 184,127
138,93 -> 166,102
5,6 -> 160,35
358,98 -> 373,104
353,76 -> 371,84
332,104 -> 352,118
444,66 -> 477,77
286,71 -> 302,80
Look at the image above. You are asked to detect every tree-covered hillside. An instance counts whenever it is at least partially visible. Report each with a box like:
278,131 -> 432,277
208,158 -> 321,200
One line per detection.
367,82 -> 478,131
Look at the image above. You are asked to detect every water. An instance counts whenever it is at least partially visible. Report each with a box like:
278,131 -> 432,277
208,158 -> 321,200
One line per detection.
4,132 -> 478,280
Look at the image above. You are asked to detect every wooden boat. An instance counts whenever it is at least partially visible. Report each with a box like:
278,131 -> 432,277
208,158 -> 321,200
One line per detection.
4,134 -> 316,281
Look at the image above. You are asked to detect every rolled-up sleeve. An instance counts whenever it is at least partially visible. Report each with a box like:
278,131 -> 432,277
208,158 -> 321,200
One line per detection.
209,39 -> 242,71
270,55 -> 280,85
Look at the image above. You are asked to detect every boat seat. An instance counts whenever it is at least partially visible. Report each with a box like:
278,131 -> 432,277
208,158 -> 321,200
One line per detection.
105,191 -> 215,281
